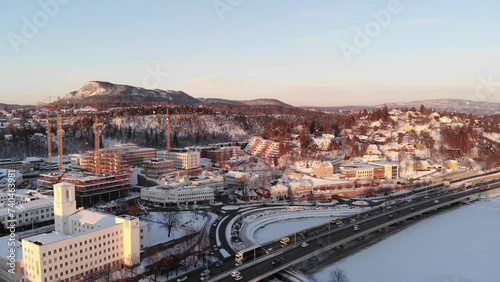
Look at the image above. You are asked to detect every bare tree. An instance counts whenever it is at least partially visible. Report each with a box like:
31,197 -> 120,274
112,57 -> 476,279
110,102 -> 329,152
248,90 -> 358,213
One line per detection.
162,211 -> 180,237
329,268 -> 350,282
143,246 -> 165,282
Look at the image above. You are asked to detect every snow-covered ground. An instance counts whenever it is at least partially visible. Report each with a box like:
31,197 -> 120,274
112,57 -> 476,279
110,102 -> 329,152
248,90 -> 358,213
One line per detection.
311,197 -> 500,282
143,211 -> 212,247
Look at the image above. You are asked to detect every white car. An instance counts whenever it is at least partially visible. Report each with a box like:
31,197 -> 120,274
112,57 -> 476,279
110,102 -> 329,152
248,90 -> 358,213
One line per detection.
353,225 -> 360,231
231,271 -> 241,277
235,275 -> 243,281
201,269 -> 210,276
301,242 -> 309,247
177,276 -> 188,282
434,200 -> 440,204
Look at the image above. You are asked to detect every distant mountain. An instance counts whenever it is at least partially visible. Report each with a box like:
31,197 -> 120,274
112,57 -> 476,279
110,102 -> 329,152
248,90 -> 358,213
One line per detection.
306,99 -> 500,115
57,81 -> 295,110
0,103 -> 32,110
198,98 -> 294,108
60,81 -> 199,106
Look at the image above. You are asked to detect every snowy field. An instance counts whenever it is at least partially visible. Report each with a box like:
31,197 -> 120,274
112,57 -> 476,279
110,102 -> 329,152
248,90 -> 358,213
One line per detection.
143,211 -> 213,247
311,197 -> 500,282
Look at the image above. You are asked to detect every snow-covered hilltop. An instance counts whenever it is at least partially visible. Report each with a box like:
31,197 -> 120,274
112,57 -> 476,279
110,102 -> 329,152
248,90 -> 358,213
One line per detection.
61,81 -> 199,105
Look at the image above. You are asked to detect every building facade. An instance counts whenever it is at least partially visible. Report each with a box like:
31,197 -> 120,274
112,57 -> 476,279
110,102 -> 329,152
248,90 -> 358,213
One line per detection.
157,149 -> 200,170
21,183 -> 142,282
141,186 -> 214,206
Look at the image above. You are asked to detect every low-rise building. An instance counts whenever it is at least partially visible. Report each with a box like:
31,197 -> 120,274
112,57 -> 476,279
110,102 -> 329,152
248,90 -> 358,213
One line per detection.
340,163 -> 385,180
311,161 -> 334,178
157,149 -> 200,170
141,186 -> 214,206
224,171 -> 250,190
187,176 -> 224,192
0,198 -> 54,230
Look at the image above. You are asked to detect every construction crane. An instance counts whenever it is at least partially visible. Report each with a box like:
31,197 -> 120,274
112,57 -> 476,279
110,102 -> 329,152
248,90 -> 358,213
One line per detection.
166,108 -> 171,152
93,115 -> 104,175
37,96 -> 64,173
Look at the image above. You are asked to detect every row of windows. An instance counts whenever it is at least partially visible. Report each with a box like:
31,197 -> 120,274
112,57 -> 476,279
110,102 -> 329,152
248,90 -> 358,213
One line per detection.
42,260 -> 122,282
42,230 -> 123,257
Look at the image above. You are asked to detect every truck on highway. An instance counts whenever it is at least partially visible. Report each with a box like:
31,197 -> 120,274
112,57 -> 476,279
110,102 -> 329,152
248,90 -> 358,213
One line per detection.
235,244 -> 263,263
279,237 -> 290,244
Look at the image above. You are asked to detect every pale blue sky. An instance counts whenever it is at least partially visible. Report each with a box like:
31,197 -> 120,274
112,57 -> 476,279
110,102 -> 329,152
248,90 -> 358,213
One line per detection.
1,0 -> 500,106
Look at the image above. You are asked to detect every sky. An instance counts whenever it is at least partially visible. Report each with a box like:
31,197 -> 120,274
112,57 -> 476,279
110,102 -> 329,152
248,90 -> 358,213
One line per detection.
1,0 -> 500,106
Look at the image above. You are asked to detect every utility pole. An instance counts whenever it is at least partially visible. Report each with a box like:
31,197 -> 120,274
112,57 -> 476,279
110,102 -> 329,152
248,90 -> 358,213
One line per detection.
56,112 -> 63,173
166,108 -> 171,152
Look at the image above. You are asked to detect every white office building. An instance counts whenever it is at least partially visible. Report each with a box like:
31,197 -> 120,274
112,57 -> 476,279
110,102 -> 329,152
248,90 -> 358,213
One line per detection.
21,183 -> 144,282
0,198 -> 54,229
141,186 -> 214,206
157,149 -> 200,170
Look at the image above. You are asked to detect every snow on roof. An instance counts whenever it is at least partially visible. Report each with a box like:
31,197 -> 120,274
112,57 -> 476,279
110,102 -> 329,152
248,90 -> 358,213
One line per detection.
0,198 -> 54,217
270,184 -> 288,194
311,161 -> 333,169
23,232 -> 71,245
68,209 -> 117,227
225,171 -> 249,179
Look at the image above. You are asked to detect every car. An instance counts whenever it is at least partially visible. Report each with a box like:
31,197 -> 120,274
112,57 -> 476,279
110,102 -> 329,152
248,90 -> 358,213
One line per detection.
201,270 -> 210,276
386,206 -> 392,210
272,259 -> 282,266
301,242 -> 309,247
424,196 -> 429,199
213,223 -> 217,227
234,275 -> 243,281
434,200 -> 440,204
231,271 -> 241,277
353,225 -> 360,231
235,261 -> 242,266
200,276 -> 210,281
389,214 -> 394,218
177,276 -> 188,282
336,221 -> 343,225
349,218 -> 356,223
215,260 -> 224,267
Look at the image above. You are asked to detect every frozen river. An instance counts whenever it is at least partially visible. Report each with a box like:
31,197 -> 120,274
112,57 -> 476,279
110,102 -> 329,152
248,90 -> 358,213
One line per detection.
309,198 -> 500,282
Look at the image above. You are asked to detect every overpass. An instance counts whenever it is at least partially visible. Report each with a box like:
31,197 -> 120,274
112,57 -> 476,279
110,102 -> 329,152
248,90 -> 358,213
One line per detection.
205,180 -> 500,282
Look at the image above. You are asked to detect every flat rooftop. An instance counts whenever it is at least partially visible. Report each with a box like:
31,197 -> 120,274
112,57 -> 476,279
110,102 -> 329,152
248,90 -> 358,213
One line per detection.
23,232 -> 70,246
68,209 -> 117,227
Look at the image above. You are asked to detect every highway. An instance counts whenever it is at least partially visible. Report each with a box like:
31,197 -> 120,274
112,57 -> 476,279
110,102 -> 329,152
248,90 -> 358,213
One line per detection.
213,184 -> 500,281
174,170 -> 500,282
